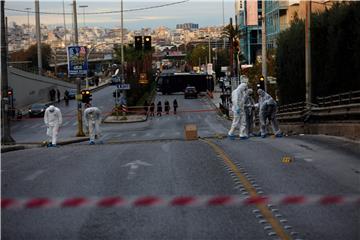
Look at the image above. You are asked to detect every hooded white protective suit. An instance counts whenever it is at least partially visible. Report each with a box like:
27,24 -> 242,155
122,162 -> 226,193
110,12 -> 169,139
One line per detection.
84,107 -> 101,142
257,89 -> 281,137
44,105 -> 62,145
228,83 -> 248,138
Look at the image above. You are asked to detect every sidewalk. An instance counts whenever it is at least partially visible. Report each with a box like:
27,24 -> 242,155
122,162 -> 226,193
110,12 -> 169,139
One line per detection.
208,85 -> 233,120
1,137 -> 89,153
104,114 -> 147,123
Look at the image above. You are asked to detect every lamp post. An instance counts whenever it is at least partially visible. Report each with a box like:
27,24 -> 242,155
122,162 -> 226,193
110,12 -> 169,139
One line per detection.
305,0 -> 312,107
35,0 -> 42,75
261,0 -> 267,92
25,7 -> 31,48
120,0 -> 126,118
73,0 -> 85,137
208,36 -> 211,65
62,0 -> 67,46
79,5 -> 88,28
1,1 -> 15,145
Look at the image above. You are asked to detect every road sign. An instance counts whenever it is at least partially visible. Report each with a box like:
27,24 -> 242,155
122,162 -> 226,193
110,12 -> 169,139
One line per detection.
67,46 -> 88,76
117,84 -> 130,90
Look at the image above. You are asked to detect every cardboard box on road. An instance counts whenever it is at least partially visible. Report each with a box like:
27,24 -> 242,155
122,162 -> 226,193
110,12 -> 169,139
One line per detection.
184,124 -> 198,140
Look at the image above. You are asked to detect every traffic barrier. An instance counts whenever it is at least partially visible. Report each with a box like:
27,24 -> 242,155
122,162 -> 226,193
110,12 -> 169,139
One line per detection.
2,195 -> 359,209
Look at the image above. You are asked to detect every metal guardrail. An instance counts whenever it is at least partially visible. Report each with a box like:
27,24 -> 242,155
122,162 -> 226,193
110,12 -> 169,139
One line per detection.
316,90 -> 360,107
277,90 -> 360,122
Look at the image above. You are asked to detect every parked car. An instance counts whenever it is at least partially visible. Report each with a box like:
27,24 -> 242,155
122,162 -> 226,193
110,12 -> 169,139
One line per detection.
28,103 -> 49,117
67,89 -> 77,99
184,86 -> 198,99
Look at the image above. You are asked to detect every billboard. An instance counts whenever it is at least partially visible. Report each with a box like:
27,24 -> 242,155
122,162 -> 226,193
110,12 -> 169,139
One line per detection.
246,0 -> 258,26
67,46 -> 88,76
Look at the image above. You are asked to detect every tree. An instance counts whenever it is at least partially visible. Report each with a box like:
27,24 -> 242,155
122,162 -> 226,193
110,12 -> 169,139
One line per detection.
10,43 -> 52,70
276,1 -> 360,105
187,44 -> 208,67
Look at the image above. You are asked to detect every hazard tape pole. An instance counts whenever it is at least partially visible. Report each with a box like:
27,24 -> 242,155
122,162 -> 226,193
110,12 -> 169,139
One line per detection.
2,195 -> 359,210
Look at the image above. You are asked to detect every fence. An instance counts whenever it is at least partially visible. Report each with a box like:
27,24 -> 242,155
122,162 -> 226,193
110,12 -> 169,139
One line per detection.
277,90 -> 360,122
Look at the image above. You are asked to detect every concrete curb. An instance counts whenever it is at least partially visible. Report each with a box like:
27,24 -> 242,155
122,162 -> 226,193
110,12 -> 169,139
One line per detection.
1,145 -> 26,153
205,94 -> 231,121
103,115 -> 148,123
1,137 -> 89,153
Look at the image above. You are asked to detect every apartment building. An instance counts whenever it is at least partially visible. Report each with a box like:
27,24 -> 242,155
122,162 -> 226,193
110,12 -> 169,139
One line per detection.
236,0 -> 262,64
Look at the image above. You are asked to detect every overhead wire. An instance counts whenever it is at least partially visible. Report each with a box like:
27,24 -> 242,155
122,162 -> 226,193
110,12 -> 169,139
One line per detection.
5,0 -> 190,15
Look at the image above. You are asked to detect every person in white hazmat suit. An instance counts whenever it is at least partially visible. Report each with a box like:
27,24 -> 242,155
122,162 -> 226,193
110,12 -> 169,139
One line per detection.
228,83 -> 248,140
257,89 -> 282,138
84,106 -> 102,145
44,105 -> 62,147
244,88 -> 256,137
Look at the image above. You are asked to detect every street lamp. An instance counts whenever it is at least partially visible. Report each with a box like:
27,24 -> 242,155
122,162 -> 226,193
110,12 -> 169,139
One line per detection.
25,7 -> 31,48
206,35 -> 212,73
79,5 -> 88,28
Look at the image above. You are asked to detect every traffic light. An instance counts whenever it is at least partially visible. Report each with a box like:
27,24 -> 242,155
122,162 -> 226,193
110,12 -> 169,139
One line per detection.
144,36 -> 151,51
81,90 -> 92,103
135,36 -> 142,50
258,75 -> 265,90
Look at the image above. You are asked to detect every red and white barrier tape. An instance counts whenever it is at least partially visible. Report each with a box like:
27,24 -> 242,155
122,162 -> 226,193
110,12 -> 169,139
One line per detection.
2,195 -> 359,209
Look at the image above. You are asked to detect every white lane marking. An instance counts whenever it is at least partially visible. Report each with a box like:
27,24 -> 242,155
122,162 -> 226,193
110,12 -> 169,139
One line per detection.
145,132 -> 152,137
24,170 -> 46,181
131,133 -> 137,137
30,123 -> 41,129
159,133 -> 165,137
175,132 -> 181,135
122,160 -> 152,180
304,158 -> 313,162
62,121 -> 70,126
72,121 -> 78,126
161,143 -> 170,152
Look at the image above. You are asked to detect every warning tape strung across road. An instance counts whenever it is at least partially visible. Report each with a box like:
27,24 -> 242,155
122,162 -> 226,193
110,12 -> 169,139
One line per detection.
2,195 -> 359,209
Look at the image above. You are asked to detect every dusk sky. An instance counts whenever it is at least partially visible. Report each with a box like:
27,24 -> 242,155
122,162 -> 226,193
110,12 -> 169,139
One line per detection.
5,0 -> 235,30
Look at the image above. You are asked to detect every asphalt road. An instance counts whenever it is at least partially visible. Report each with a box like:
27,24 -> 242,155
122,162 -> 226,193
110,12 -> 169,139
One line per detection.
2,86 -> 360,240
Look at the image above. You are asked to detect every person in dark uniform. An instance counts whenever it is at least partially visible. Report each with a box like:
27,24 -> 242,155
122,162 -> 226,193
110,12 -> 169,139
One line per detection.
157,101 -> 162,116
64,90 -> 69,106
149,102 -> 155,116
56,89 -> 61,103
164,100 -> 170,114
173,99 -> 178,114
143,100 -> 149,115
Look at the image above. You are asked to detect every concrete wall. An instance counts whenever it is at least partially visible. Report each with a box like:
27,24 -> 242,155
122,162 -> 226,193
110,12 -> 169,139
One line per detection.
8,67 -> 76,108
280,122 -> 360,140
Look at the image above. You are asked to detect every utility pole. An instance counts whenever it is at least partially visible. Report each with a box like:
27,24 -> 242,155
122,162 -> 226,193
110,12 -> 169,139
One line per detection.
1,1 -> 15,145
25,7 -> 31,48
35,0 -> 42,75
208,36 -> 211,66
121,0 -> 126,118
305,0 -> 312,106
222,0 -> 226,49
235,14 -> 239,79
261,0 -> 267,92
62,0 -> 67,46
229,17 -> 234,77
73,0 -> 85,137
79,5 -> 88,28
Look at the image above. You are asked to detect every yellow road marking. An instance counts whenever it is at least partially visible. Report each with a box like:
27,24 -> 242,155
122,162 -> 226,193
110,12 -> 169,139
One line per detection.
201,139 -> 292,240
